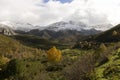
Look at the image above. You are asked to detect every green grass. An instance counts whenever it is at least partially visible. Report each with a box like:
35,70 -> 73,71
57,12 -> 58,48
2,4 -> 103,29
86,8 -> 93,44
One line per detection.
95,48 -> 120,80
0,34 -> 45,59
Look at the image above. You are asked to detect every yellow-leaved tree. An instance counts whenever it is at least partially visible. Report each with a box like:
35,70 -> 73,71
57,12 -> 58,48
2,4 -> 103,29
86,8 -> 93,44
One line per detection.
47,46 -> 62,62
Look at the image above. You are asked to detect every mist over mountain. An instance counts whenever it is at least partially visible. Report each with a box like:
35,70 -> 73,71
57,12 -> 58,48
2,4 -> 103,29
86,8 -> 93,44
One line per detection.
0,0 -> 120,26
0,24 -> 16,35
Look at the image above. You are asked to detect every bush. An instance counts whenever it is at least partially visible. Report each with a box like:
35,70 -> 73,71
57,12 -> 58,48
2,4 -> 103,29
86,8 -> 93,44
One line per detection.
64,53 -> 96,80
0,55 -> 9,70
103,65 -> 120,79
99,43 -> 107,52
46,62 -> 64,72
4,59 -> 51,80
117,48 -> 120,57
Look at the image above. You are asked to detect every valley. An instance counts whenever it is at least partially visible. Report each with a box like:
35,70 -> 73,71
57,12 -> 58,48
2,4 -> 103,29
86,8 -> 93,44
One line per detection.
1,0 -> 120,80
0,21 -> 120,80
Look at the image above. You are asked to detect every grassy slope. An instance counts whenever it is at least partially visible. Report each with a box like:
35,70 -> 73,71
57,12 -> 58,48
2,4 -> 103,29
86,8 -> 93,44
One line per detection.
86,24 -> 120,42
11,35 -> 72,49
0,34 -> 44,59
1,31 -> 120,80
95,47 -> 120,80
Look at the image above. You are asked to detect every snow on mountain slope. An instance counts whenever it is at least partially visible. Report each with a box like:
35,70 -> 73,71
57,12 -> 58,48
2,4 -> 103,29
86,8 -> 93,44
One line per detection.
0,21 -> 15,29
45,21 -> 88,31
0,20 -> 113,32
0,21 -> 35,32
45,21 -> 113,31
14,23 -> 35,32
90,24 -> 113,31
0,24 -> 16,35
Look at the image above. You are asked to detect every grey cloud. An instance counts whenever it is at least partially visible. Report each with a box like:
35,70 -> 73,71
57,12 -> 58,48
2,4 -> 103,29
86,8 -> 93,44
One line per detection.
0,0 -> 119,26
65,9 -> 109,25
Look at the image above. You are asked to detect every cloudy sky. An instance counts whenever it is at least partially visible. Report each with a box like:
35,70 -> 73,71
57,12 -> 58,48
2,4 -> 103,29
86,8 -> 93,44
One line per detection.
0,0 -> 120,26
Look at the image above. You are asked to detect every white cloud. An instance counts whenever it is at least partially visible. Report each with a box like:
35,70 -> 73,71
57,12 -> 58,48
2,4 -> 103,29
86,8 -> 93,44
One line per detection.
0,0 -> 120,26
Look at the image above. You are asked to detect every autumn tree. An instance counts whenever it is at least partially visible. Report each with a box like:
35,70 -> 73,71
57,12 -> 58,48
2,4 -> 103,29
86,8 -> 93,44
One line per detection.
47,46 -> 62,62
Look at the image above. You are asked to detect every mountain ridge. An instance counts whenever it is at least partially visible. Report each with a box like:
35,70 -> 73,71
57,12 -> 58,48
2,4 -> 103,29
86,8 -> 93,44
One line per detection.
84,24 -> 120,42
43,21 -> 113,31
0,20 -> 113,32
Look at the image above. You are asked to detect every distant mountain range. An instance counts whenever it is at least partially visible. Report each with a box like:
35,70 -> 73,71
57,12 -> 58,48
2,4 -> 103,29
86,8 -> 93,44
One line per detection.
43,21 -> 113,31
86,24 -> 120,42
27,21 -> 113,42
27,29 -> 101,43
0,20 -> 113,43
0,20 -> 113,32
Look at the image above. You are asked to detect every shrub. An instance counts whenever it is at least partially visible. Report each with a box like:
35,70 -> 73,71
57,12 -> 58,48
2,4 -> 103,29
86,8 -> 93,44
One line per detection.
99,43 -> 107,52
117,48 -> 120,57
0,55 -> 9,70
103,65 -> 120,79
46,63 -> 63,72
96,54 -> 109,66
4,59 -> 51,80
64,53 -> 96,80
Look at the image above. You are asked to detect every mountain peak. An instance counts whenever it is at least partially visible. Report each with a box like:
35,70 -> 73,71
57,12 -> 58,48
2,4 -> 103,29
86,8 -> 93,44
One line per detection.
45,21 -> 88,31
45,21 -> 112,31
0,20 -> 113,32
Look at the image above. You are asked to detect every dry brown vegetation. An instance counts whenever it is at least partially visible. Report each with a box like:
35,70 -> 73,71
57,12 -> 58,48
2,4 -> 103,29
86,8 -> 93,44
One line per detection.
64,53 -> 96,80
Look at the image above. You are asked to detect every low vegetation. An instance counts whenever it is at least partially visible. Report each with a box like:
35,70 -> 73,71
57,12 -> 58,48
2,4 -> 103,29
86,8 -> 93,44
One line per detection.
11,35 -> 72,49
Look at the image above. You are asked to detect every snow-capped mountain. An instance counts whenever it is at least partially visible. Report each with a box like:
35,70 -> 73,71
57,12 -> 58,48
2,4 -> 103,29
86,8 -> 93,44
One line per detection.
44,21 -> 113,31
0,21 -> 35,32
90,24 -> 113,31
0,21 -> 15,29
45,21 -> 88,31
35,25 -> 47,31
0,24 -> 16,35
14,23 -> 35,32
0,20 -> 113,32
